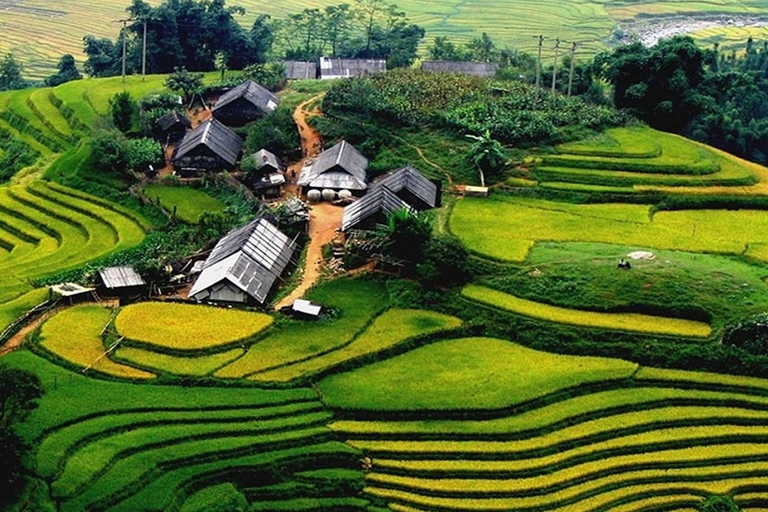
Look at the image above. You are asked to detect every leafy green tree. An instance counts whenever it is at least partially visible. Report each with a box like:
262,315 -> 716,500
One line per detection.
0,365 -> 44,505
110,91 -> 135,133
249,14 -> 274,64
0,53 -> 27,91
165,67 -> 203,104
466,32 -> 496,62
242,62 -> 286,91
699,495 -> 740,512
416,234 -> 470,288
428,36 -> 466,61
45,54 -> 82,87
466,129 -> 506,186
127,138 -> 163,172
90,127 -> 130,174
324,4 -> 353,57
82,35 -> 120,77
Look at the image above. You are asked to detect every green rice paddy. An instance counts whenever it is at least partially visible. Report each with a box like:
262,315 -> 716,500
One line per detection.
142,185 -> 227,223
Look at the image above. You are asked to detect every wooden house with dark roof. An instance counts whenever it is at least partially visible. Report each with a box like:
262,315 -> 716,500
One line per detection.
172,119 -> 243,176
212,80 -> 280,126
189,217 -> 297,304
297,140 -> 368,194
245,149 -> 285,198
319,57 -> 386,79
285,61 -> 318,80
421,60 -> 498,77
373,165 -> 441,210
97,266 -> 146,301
157,111 -> 191,144
341,186 -> 413,232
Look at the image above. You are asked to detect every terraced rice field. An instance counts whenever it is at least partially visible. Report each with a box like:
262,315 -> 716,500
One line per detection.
142,185 -> 227,224
3,0 -> 766,79
0,180 -> 146,332
319,337 -> 768,511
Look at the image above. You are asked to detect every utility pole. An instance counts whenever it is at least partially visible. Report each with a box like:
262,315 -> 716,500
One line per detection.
121,19 -> 127,82
142,18 -> 147,80
551,38 -> 560,93
567,41 -> 578,97
535,35 -> 544,87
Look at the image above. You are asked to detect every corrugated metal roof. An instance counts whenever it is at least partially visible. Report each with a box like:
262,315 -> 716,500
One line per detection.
341,186 -> 413,231
189,217 -> 297,303
421,61 -> 498,76
158,111 -> 191,132
213,80 -> 279,115
374,165 -> 438,209
293,299 -> 322,316
99,266 -> 145,289
251,149 -> 282,172
173,119 -> 242,166
284,61 -> 317,79
297,140 -> 368,190
319,57 -> 386,78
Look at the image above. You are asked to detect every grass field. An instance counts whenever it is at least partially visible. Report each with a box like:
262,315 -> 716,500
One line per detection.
462,284 -> 712,338
142,184 -> 227,224
115,302 -> 273,352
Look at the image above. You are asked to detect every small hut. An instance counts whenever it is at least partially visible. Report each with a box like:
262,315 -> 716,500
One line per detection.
50,283 -> 96,305
319,57 -> 386,79
171,119 -> 242,176
97,266 -> 146,300
421,61 -> 498,77
246,148 -> 285,198
297,140 -> 368,195
373,165 -> 441,210
189,217 -> 297,304
284,61 -> 318,80
280,298 -> 323,320
157,111 -> 191,144
212,80 -> 279,126
341,186 -> 413,232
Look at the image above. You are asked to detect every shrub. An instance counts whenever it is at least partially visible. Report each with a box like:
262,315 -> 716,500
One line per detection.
126,138 -> 163,172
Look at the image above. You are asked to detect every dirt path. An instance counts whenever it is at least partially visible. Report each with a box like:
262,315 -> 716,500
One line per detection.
389,133 -> 455,188
274,93 -> 343,311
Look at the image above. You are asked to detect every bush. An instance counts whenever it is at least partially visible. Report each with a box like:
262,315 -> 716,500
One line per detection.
127,138 -> 163,172
90,127 -> 129,174
722,312 -> 768,356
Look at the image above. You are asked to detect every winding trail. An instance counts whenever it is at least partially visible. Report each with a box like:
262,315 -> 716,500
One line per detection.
274,94 -> 344,311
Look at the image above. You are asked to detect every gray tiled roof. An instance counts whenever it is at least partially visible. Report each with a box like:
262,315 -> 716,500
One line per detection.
213,80 -> 279,115
189,217 -> 297,303
421,61 -> 498,76
374,165 -> 438,209
251,149 -> 282,172
99,266 -> 145,289
319,57 -> 386,78
173,119 -> 242,166
284,61 -> 317,79
297,140 -> 368,190
158,111 -> 191,132
341,186 -> 413,231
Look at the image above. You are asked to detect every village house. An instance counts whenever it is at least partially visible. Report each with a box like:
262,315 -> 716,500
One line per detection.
171,119 -> 242,176
421,60 -> 499,77
97,266 -> 147,303
284,60 -> 318,80
297,140 -> 368,196
212,80 -> 279,126
341,186 -> 414,232
156,110 -> 191,144
245,149 -> 286,198
372,165 -> 441,210
319,57 -> 386,79
188,217 -> 297,305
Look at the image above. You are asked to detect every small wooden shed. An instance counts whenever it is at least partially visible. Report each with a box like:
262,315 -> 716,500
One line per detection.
97,266 -> 146,300
157,111 -> 191,144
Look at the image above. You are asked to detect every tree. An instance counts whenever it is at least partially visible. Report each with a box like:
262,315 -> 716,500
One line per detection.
428,36 -> 465,61
466,32 -> 496,62
466,129 -> 506,186
324,4 -> 353,57
126,138 -> 163,171
164,67 -> 203,104
242,62 -> 286,91
0,365 -> 43,503
250,14 -> 274,64
82,35 -> 120,77
90,126 -> 130,174
110,91 -> 135,133
45,54 -> 82,87
0,53 -> 27,91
